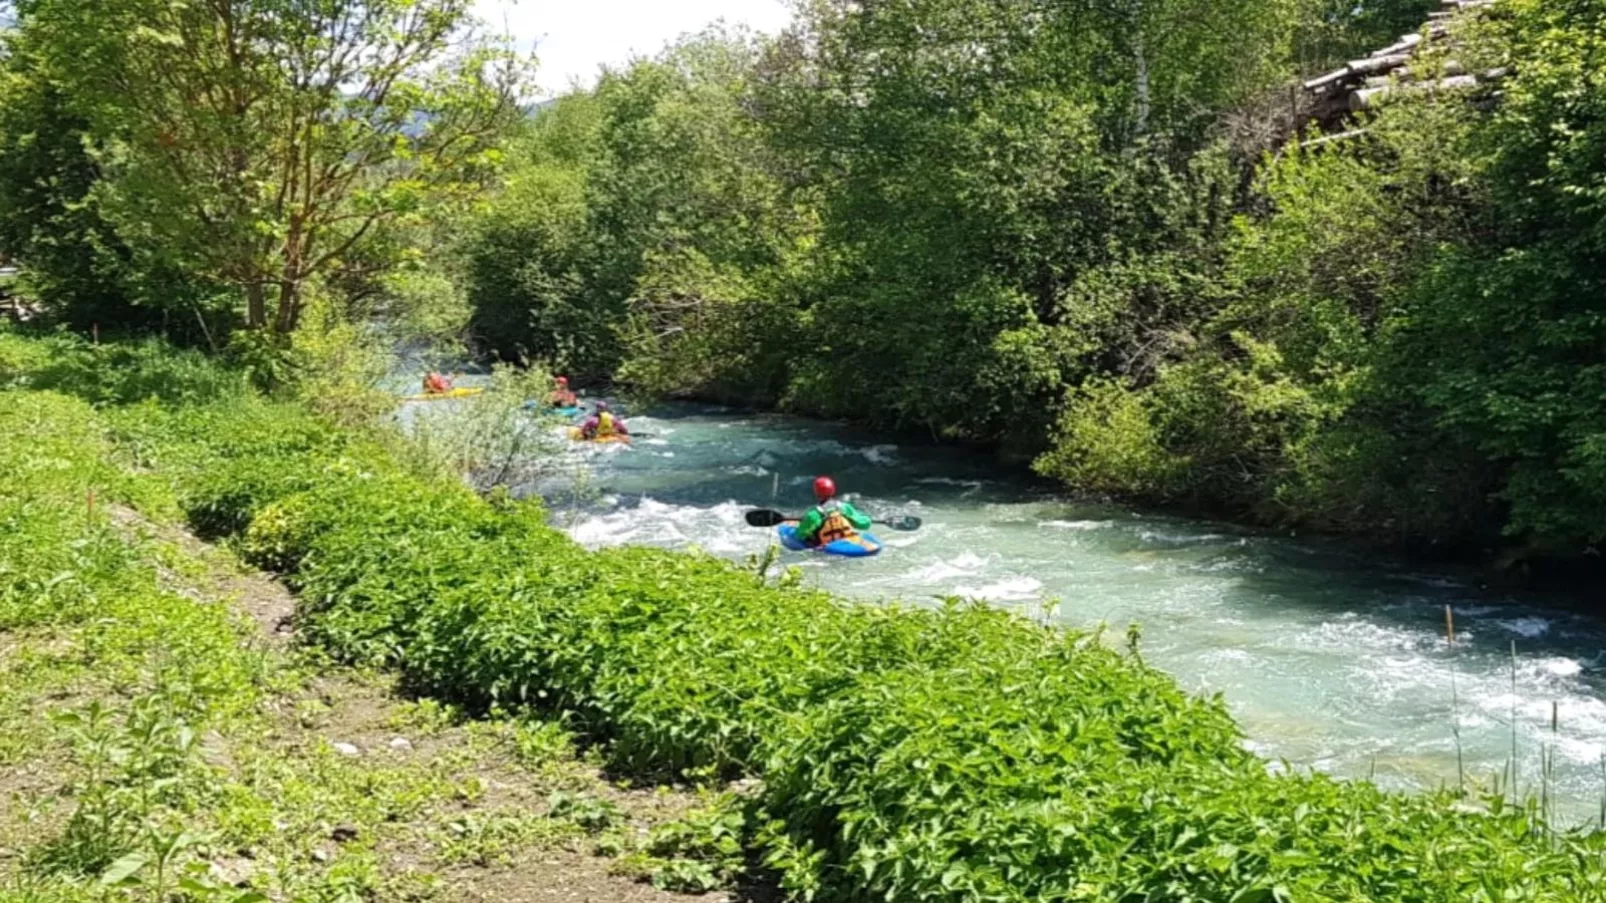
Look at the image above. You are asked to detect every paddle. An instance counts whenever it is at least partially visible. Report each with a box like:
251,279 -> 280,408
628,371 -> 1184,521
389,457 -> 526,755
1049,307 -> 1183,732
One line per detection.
744,508 -> 923,532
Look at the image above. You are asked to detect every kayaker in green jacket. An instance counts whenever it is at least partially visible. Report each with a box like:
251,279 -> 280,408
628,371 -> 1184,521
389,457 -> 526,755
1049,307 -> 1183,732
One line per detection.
796,476 -> 873,547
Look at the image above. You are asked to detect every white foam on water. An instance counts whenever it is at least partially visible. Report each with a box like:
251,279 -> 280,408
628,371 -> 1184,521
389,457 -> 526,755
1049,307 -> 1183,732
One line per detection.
644,438 -> 670,446
1497,617 -> 1552,638
1402,573 -> 1466,589
728,465 -> 771,477
915,476 -> 985,488
1041,520 -> 1114,531
1453,605 -> 1502,617
953,576 -> 1044,602
1193,557 -> 1262,574
568,498 -> 755,552
1139,530 -> 1228,545
907,561 -> 974,582
952,551 -> 988,569
1539,657 -> 1584,678
1298,615 -> 1434,656
905,551 -> 989,582
862,444 -> 900,465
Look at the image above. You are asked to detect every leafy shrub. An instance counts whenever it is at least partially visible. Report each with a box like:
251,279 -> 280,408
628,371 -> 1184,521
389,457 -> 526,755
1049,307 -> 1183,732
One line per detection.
648,858 -> 723,894
546,792 -> 621,834
9,332 -> 248,407
644,793 -> 748,890
72,343 -> 1604,902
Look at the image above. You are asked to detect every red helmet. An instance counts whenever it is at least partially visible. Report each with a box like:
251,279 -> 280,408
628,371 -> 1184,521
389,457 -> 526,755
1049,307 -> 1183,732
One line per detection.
556,376 -> 568,386
813,476 -> 837,501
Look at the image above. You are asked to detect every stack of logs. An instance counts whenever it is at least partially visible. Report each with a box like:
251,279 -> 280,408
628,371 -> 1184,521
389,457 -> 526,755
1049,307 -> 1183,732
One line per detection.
1303,0 -> 1506,128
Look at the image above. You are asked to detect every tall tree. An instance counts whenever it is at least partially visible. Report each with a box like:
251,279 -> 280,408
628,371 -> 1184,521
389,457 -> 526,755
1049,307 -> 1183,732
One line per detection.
760,0 -> 1295,439
10,0 -> 530,333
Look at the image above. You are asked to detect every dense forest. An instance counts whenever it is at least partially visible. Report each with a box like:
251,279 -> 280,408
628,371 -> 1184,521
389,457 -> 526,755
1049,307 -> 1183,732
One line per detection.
0,0 -> 1602,568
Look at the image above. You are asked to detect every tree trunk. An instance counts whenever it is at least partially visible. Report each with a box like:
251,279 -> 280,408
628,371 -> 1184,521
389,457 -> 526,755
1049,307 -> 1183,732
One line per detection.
246,282 -> 267,329
273,216 -> 305,334
1132,0 -> 1150,142
273,280 -> 300,334
1134,35 -> 1151,140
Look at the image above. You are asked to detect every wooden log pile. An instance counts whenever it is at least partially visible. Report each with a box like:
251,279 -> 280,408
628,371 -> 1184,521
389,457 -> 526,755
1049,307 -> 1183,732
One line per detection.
1303,0 -> 1505,127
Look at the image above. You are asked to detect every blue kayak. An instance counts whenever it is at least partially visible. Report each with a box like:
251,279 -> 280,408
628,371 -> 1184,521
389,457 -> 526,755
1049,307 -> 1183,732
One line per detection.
777,522 -> 883,558
523,401 -> 585,418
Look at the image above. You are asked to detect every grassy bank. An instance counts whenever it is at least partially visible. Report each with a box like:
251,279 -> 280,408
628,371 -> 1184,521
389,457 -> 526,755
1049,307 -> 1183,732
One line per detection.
6,331 -> 1606,901
0,346 -> 747,900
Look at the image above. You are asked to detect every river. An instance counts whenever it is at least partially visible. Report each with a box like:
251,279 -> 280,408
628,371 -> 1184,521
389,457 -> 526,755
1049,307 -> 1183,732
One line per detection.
425,395 -> 1606,823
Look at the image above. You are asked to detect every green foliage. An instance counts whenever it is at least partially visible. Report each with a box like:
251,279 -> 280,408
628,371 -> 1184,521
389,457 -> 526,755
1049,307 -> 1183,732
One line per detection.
465,93 -> 603,371
40,333 -> 1599,902
467,30 -> 810,400
449,0 -> 1606,567
0,74 -> 154,333
403,362 -> 572,494
6,0 -> 530,334
1034,5 -> 1606,559
0,374 -> 693,902
642,792 -> 749,891
0,330 -> 247,408
545,792 -> 621,834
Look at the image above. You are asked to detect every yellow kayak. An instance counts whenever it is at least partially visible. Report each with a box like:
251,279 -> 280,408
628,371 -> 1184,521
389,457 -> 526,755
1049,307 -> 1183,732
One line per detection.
568,427 -> 631,445
403,386 -> 485,402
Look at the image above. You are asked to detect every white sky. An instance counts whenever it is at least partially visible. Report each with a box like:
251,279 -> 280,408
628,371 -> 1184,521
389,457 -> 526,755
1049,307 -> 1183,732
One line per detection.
475,0 -> 795,97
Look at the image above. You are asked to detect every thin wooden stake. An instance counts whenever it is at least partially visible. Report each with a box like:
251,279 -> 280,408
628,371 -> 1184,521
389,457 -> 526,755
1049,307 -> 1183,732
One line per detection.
1510,640 -> 1520,805
1446,603 -> 1465,794
86,487 -> 95,521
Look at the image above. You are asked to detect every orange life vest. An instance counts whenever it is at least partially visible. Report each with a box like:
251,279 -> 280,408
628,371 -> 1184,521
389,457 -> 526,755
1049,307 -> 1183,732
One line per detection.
811,501 -> 856,545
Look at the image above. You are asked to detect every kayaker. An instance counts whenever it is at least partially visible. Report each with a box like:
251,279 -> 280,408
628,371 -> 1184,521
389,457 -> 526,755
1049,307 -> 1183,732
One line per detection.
794,476 -> 872,547
550,376 -> 579,408
577,401 -> 628,440
422,371 -> 452,395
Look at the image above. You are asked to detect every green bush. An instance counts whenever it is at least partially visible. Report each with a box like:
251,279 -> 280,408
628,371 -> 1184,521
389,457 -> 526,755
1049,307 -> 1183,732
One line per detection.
60,345 -> 1600,902
6,332 -> 248,407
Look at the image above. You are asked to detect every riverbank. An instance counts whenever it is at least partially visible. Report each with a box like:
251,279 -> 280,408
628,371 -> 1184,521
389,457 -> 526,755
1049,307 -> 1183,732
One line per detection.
8,333 -> 1606,898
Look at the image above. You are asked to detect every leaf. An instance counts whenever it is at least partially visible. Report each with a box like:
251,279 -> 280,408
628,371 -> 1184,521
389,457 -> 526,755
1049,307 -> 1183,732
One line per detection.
99,851 -> 150,887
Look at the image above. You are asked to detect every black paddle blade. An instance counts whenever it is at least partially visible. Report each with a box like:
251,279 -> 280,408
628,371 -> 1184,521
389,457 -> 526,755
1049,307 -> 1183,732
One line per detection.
881,515 -> 923,532
745,509 -> 789,528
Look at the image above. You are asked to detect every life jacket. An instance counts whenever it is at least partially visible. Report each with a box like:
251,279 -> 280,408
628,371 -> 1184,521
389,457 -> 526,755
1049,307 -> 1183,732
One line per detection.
808,500 -> 856,546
